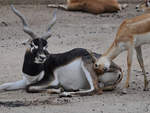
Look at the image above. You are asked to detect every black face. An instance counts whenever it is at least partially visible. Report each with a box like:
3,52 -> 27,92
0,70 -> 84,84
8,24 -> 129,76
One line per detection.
30,38 -> 49,63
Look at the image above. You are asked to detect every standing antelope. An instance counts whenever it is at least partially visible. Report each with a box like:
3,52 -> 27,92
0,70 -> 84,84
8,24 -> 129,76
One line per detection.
48,0 -> 128,14
0,5 -> 123,97
94,6 -> 150,93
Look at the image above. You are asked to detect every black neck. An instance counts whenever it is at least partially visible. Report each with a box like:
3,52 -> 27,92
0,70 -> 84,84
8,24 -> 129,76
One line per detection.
22,50 -> 44,76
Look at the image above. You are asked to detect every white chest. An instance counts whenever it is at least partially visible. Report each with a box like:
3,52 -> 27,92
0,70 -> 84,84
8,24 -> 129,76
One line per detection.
134,32 -> 150,47
23,71 -> 44,85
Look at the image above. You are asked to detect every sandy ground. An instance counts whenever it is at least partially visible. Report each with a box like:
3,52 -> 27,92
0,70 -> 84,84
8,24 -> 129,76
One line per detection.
0,4 -> 150,113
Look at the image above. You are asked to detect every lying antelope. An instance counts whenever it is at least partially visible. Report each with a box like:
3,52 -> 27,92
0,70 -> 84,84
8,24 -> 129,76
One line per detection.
94,5 -> 150,93
0,5 -> 123,97
48,0 -> 128,14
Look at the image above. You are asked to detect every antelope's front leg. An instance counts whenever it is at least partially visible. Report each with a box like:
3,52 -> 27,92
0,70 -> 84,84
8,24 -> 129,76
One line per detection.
123,46 -> 133,94
0,79 -> 27,92
26,73 -> 60,93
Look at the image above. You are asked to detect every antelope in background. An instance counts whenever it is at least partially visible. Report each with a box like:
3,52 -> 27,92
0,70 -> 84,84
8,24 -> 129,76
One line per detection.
0,5 -> 123,97
48,0 -> 128,14
94,0 -> 150,93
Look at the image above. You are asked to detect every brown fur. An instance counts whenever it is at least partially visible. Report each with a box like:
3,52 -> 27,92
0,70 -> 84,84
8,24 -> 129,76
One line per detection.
48,0 -> 123,14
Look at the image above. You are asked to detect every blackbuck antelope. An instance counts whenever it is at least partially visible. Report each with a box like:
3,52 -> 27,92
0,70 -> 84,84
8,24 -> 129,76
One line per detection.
0,5 -> 123,97
48,0 -> 128,14
136,0 -> 150,12
94,9 -> 150,94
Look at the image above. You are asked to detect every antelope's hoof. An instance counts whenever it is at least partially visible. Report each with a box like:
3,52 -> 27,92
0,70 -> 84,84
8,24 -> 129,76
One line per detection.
126,84 -> 130,88
96,89 -> 103,95
144,81 -> 149,91
59,92 -> 72,98
121,88 -> 128,94
143,88 -> 149,91
143,86 -> 149,91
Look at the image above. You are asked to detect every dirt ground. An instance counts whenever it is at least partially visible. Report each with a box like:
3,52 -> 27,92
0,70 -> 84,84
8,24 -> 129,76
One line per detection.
0,4 -> 150,113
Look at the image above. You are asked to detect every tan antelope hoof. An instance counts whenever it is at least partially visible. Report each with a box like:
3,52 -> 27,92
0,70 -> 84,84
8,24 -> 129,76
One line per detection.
144,81 -> 149,91
143,88 -> 149,91
96,89 -> 103,95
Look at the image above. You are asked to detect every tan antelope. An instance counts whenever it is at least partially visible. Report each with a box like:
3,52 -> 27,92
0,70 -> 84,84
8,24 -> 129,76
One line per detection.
94,6 -> 150,93
0,5 -> 123,97
48,0 -> 128,14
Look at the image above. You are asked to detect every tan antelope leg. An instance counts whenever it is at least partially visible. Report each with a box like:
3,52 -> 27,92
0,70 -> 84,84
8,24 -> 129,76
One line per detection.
123,45 -> 133,94
135,46 -> 149,91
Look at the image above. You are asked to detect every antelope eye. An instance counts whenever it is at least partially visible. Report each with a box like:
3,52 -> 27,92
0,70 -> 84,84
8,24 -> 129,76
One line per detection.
30,42 -> 34,47
33,39 -> 39,45
42,40 -> 47,47
30,41 -> 38,49
43,45 -> 48,50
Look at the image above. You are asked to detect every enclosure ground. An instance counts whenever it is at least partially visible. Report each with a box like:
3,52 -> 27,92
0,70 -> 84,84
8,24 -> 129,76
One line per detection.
0,4 -> 150,113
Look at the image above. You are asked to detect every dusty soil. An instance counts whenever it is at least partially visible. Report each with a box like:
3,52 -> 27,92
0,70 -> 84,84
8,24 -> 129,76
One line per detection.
0,4 -> 150,113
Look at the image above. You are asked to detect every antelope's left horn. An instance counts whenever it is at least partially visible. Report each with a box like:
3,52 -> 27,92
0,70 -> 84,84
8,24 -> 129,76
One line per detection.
41,10 -> 57,40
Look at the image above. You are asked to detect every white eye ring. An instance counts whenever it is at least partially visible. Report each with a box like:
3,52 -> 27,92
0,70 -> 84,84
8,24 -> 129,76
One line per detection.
34,45 -> 38,49
43,46 -> 48,50
30,42 -> 39,52
31,42 -> 38,49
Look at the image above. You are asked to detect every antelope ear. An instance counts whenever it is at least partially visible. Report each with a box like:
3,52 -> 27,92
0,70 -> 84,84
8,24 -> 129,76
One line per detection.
22,39 -> 32,45
86,49 -> 97,63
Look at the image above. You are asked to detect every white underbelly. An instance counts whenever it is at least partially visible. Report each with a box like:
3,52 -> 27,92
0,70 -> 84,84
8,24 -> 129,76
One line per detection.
54,58 -> 90,90
54,58 -> 121,91
134,33 -> 150,47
